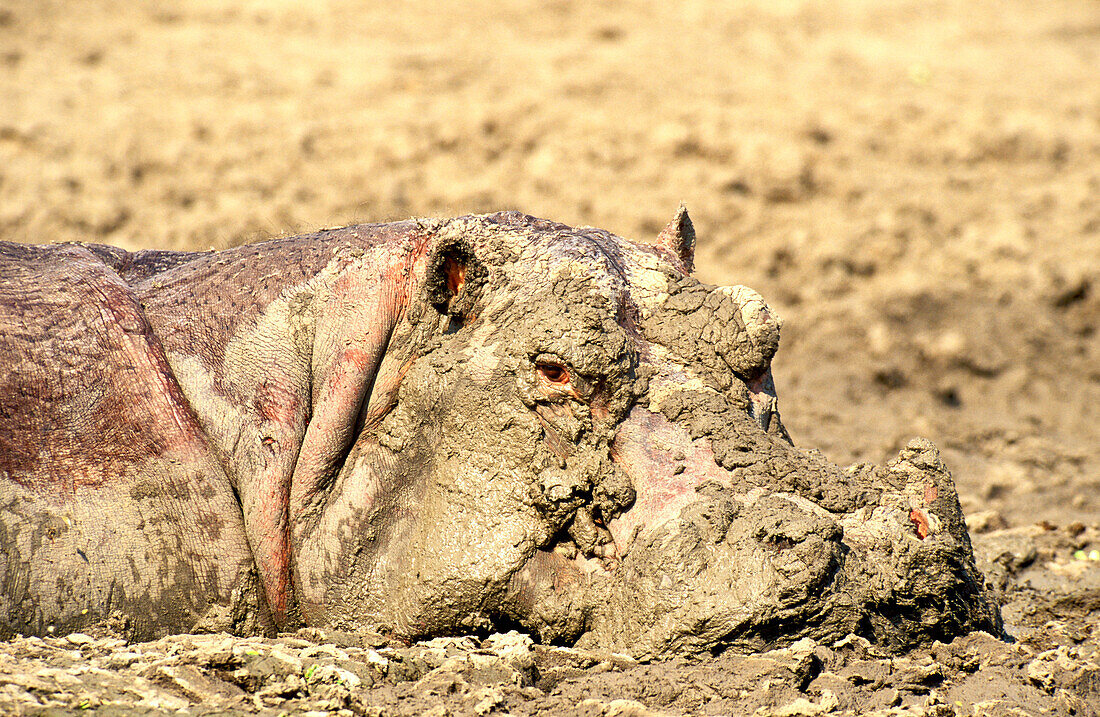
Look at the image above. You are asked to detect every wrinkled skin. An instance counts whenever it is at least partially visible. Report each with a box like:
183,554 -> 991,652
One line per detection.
0,211 -> 1001,656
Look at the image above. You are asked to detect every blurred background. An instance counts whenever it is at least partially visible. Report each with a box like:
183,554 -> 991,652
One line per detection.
1,0 -> 1097,526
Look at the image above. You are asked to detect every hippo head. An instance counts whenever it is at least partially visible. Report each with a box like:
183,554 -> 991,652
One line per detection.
291,210 -> 1001,657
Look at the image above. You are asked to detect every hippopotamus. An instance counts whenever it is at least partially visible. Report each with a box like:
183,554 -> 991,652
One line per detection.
0,209 -> 1001,656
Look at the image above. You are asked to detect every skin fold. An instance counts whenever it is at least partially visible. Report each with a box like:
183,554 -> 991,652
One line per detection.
0,210 -> 1001,655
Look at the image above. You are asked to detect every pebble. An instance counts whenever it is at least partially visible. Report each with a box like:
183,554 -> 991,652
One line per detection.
64,633 -> 95,646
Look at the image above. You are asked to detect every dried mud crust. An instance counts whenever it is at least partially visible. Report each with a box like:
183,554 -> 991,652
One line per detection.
1,545 -> 1098,717
3,523 -> 1099,717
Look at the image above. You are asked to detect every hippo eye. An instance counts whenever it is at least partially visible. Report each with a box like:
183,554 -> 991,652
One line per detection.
536,361 -> 571,385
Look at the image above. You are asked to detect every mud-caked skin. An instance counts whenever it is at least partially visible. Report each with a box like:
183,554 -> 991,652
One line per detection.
0,210 -> 1001,656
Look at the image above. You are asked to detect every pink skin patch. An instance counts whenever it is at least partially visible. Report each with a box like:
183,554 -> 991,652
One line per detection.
608,406 -> 732,555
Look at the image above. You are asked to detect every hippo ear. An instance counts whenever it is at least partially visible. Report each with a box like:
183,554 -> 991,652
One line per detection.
654,204 -> 696,272
425,240 -> 485,320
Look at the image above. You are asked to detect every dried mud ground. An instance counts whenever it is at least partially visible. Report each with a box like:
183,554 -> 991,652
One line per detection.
2,0 -> 1099,714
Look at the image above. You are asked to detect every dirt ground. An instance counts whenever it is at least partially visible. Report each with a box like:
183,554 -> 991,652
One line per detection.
1,0 -> 1098,714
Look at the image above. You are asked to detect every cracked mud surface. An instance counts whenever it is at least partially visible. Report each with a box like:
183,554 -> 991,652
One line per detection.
2,0 -> 1098,713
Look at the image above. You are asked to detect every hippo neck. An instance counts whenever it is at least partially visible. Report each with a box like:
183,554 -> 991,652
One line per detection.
132,222 -> 434,626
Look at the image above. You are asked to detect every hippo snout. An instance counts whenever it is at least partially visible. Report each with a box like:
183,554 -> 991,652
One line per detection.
573,401 -> 1001,658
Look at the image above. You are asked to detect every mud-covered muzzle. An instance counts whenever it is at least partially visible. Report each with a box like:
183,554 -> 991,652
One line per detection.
565,403 -> 1004,659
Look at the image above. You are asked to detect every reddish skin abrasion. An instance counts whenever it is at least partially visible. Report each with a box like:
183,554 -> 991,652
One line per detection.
254,378 -> 300,428
555,561 -> 583,591
910,509 -> 931,539
342,347 -> 378,373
